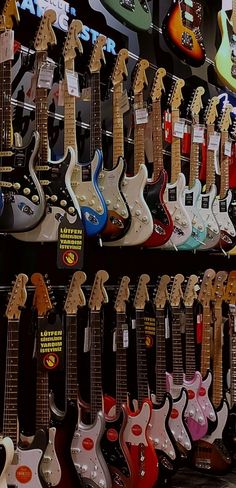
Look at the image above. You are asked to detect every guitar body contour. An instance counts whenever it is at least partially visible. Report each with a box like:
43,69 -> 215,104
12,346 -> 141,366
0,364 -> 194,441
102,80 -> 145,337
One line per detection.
99,156 -> 131,241
142,169 -> 174,247
215,10 -> 236,92
178,179 -> 207,250
212,190 -> 236,251
0,131 -> 46,232
162,0 -> 206,67
0,437 -> 14,488
227,188 -> 236,254
197,185 -> 220,250
165,383 -> 192,452
104,164 -> 153,246
196,370 -> 216,423
72,149 -> 108,236
99,0 -> 151,31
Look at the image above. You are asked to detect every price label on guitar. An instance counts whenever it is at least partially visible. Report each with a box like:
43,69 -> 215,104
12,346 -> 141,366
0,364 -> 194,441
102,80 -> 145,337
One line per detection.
173,119 -> 185,139
208,133 -> 221,151
37,63 -> 55,89
37,314 -> 64,372
0,29 -> 14,63
66,69 -> 80,97
193,124 -> 205,144
135,107 -> 148,124
224,140 -> 232,157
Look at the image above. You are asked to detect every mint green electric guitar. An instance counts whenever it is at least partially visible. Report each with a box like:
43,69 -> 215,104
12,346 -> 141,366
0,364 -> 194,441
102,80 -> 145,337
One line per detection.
100,0 -> 152,31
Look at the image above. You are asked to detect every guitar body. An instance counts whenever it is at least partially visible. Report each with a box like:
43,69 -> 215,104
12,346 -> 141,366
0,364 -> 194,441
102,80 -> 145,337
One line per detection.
142,169 -> 174,247
215,10 -> 236,92
12,147 -> 81,242
71,409 -> 112,488
7,429 -> 48,488
227,189 -> 236,254
104,164 -> 153,246
178,179 -> 207,250
161,173 -> 192,249
162,0 -> 205,67
148,393 -> 177,466
99,156 -> 131,241
40,427 -> 61,486
191,400 -> 232,473
123,400 -> 159,488
197,185 -> 220,250
165,382 -> 192,451
226,404 -> 236,462
72,149 -> 108,236
196,370 -> 216,423
212,190 -> 236,251
0,437 -> 14,488
0,131 -> 46,232
99,0 -> 152,31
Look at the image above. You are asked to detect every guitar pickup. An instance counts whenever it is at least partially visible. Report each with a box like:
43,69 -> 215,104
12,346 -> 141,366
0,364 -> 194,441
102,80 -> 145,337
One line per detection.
183,11 -> 194,23
0,166 -> 13,172
0,181 -> 12,187
184,0 -> 193,7
35,165 -> 50,171
0,151 -> 14,157
120,0 -> 135,11
40,180 -> 50,186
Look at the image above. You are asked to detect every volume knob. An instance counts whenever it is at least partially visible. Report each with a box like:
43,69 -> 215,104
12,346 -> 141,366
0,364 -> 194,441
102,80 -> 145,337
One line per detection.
50,195 -> 58,202
68,207 -> 75,214
23,187 -> 30,195
13,182 -> 21,190
60,200 -> 67,207
32,195 -> 39,203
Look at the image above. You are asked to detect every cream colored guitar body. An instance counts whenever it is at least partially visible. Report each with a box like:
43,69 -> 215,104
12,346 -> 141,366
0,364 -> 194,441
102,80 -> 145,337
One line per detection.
0,437 -> 14,488
215,10 -> 236,92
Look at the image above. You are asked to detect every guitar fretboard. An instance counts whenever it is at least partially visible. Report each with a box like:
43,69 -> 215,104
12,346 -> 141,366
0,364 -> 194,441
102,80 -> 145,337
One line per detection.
90,310 -> 103,422
219,131 -> 229,199
64,59 -> 77,154
90,72 -> 102,159
155,309 -> 167,404
152,99 -> 164,179
0,58 -> 12,151
35,316 -> 50,430
3,319 -> 19,445
133,92 -> 145,175
230,309 -> 236,405
35,51 -> 49,165
200,305 -> 211,377
206,124 -> 215,192
135,309 -> 149,404
171,110 -> 181,183
116,311 -> 128,408
113,84 -> 124,166
212,306 -> 223,408
189,115 -> 200,189
171,308 -> 184,385
66,315 -> 78,402
185,305 -> 197,380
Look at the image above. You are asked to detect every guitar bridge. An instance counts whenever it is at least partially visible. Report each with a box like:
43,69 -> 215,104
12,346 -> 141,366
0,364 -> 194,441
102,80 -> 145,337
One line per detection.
181,32 -> 193,50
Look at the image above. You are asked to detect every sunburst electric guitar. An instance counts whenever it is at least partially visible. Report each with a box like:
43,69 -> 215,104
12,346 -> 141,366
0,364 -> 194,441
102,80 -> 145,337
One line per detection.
215,0 -> 236,92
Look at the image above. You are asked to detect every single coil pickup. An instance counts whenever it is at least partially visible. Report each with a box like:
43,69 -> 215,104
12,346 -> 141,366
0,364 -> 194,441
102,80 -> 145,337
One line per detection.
35,165 -> 50,171
39,180 -> 50,186
0,166 -> 14,172
0,151 -> 14,157
0,181 -> 12,187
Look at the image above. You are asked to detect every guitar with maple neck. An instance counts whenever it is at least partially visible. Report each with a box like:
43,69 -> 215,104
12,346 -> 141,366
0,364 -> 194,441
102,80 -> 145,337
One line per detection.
99,48 -> 131,242
13,10 -> 82,242
0,0 -> 46,232
215,0 -> 236,92
142,68 -> 174,248
105,59 -> 153,246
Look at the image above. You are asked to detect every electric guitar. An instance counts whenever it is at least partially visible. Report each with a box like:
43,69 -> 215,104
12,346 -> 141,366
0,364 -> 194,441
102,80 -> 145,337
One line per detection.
162,0 -> 206,67
99,48 -> 131,242
198,96 -> 221,250
13,10 -> 82,242
178,87 -> 207,251
161,79 -> 192,249
99,0 -> 152,31
2,274 -> 47,488
0,0 -> 46,232
212,103 -> 236,252
142,68 -> 174,248
215,0 -> 236,92
191,271 -> 232,474
64,26 -> 108,237
72,270 -> 112,488
105,59 -> 153,246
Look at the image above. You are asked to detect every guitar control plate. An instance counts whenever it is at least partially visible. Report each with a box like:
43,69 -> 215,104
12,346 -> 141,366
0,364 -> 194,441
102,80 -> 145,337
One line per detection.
182,32 -> 193,50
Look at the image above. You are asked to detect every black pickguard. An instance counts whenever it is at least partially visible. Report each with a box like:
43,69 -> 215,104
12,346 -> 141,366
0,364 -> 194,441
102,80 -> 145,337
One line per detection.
228,189 -> 236,230
144,172 -> 171,227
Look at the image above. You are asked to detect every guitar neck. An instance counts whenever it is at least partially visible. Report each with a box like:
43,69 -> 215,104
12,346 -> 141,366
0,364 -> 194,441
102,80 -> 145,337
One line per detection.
171,110 -> 181,183
113,83 -> 124,165
135,309 -> 149,404
0,59 -> 12,151
212,306 -> 223,408
152,99 -> 164,179
171,308 -> 184,385
90,310 -> 103,422
64,59 -> 77,154
134,92 -> 145,174
189,116 -> 200,188
3,319 -> 19,445
66,315 -> 78,402
116,311 -> 128,408
90,71 -> 102,159
206,124 -> 215,192
35,317 -> 50,431
200,305 -> 211,377
155,309 -> 167,404
185,305 -> 197,380
35,51 -> 49,163
219,131 -> 229,199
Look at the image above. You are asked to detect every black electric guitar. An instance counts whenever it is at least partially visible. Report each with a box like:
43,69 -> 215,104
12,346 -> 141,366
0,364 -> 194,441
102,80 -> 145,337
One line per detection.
0,0 -> 46,232
162,0 -> 206,67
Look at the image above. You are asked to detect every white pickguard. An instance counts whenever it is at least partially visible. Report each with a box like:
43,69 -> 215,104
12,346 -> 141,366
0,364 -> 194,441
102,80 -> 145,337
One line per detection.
98,157 -> 129,219
203,400 -> 229,444
197,371 -> 216,422
71,410 -> 111,488
179,179 -> 206,247
183,372 -> 206,425
0,437 -> 14,488
40,427 -> 61,486
104,164 -> 153,246
72,150 -> 105,215
165,380 -> 192,451
7,446 -> 43,487
197,185 -> 220,250
213,191 -> 236,241
161,173 -> 192,249
148,397 -> 176,460
123,401 -> 151,446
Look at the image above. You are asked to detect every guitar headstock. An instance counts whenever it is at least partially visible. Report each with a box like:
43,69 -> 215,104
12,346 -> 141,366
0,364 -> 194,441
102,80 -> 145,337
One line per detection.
198,269 -> 216,307
88,34 -> 106,74
114,276 -> 130,313
6,274 -> 28,320
34,9 -> 57,52
89,270 -> 109,311
224,270 -> 236,304
188,86 -> 205,118
63,19 -> 83,62
112,48 -> 129,87
169,274 -> 184,308
169,78 -> 185,110
31,273 -> 53,317
132,59 -> 149,95
64,271 -> 87,315
150,67 -> 166,102
1,0 -> 20,29
212,271 -> 228,306
133,274 -> 150,311
183,275 -> 199,307
154,275 -> 170,309
204,96 -> 219,126
218,103 -> 233,132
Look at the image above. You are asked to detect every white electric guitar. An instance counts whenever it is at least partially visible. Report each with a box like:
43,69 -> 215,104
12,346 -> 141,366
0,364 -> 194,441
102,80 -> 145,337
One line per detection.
105,59 -> 153,246
161,79 -> 192,249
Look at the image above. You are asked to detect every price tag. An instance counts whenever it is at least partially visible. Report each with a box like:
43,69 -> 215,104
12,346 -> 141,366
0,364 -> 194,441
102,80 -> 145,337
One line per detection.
173,120 -> 185,139
113,329 -> 117,352
123,325 -> 129,348
193,124 -> 205,144
37,63 -> 54,89
222,0 -> 232,10
27,72 -> 37,101
165,316 -> 170,339
132,319 -> 136,329
224,140 -> 232,157
214,146 -> 220,175
84,326 -> 91,352
208,133 -> 221,151
135,107 -> 148,124
164,110 -> 172,143
81,87 -> 91,101
58,80 -> 65,106
66,69 -> 80,97
0,30 -> 14,63
120,89 -> 130,114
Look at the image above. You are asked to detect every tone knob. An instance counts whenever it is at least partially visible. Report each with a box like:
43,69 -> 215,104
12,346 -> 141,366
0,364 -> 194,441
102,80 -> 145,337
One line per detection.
100,186 -> 104,191
106,199 -> 111,205
169,450 -> 175,459
89,199 -> 95,206
23,187 -> 31,195
113,204 -> 119,210
32,195 -> 39,203
91,471 -> 97,479
135,210 -> 141,216
182,220 -> 187,227
177,435 -> 183,442
121,210 -> 126,216
50,195 -> 58,202
81,465 -> 88,472
13,182 -> 21,190
68,207 -> 75,214
213,227 -> 218,233
192,218 -> 196,225
175,215 -> 180,221
198,225 -> 203,231
230,230 -> 235,236
154,438 -> 160,445
189,409 -> 194,417
96,206 -> 102,212
60,200 -> 67,207
209,412 -> 215,420
142,216 -> 148,222
198,416 -> 204,424
185,441 -> 191,449
79,195 -> 86,202
99,481 -> 105,487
